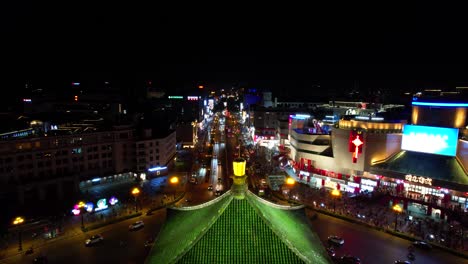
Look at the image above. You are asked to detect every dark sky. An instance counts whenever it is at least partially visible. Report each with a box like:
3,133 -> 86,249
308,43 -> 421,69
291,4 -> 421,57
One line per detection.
2,3 -> 468,101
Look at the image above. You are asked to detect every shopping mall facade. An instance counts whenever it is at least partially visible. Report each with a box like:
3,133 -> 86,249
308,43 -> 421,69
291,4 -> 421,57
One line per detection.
287,100 -> 468,221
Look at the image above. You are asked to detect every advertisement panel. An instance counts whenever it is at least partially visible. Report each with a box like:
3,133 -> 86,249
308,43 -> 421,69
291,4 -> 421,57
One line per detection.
401,125 -> 459,156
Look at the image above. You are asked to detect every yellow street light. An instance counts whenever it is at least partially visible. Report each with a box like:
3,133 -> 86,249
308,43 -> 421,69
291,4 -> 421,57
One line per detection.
392,204 -> 403,213
78,201 -> 86,208
13,217 -> 24,225
285,177 -> 295,185
131,187 -> 140,196
392,204 -> 403,231
131,187 -> 140,212
331,189 -> 341,197
13,217 -> 25,251
170,176 -> 179,184
330,189 -> 341,213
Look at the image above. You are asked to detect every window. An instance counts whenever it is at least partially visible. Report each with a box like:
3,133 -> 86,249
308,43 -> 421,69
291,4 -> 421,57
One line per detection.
72,148 -> 82,154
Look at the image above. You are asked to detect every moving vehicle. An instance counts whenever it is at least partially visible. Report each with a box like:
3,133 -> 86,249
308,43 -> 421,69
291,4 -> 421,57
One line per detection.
85,234 -> 104,246
340,255 -> 361,264
413,240 -> 432,250
129,220 -> 144,231
327,235 -> 344,246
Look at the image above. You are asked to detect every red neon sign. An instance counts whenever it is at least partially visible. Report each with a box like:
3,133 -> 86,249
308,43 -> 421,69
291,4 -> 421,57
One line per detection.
349,130 -> 364,163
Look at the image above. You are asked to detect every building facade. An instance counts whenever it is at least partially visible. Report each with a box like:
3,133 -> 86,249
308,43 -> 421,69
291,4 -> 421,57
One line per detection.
0,125 -> 176,206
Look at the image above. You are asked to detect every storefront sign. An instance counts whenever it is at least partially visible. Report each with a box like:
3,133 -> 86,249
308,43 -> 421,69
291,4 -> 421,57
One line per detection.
324,180 -> 337,189
361,179 -> 377,187
405,175 -> 432,185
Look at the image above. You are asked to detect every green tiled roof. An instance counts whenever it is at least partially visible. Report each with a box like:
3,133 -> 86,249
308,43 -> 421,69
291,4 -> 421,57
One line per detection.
371,151 -> 468,186
146,192 -> 331,264
145,194 -> 234,264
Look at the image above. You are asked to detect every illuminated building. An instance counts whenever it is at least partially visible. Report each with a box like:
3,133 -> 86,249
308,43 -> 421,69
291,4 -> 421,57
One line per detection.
0,123 -> 176,207
288,98 -> 467,220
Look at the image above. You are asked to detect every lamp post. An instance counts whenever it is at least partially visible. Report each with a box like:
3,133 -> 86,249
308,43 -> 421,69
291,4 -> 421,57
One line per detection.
13,216 -> 25,251
285,177 -> 295,200
331,189 -> 341,213
131,187 -> 140,212
77,201 -> 86,229
170,176 -> 179,199
392,204 -> 403,231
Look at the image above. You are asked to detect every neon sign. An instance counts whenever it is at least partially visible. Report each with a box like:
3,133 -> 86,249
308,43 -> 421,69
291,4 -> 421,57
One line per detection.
349,130 -> 364,163
85,202 -> 94,212
95,199 -> 108,211
109,196 -> 119,206
405,175 -> 433,185
148,166 -> 167,172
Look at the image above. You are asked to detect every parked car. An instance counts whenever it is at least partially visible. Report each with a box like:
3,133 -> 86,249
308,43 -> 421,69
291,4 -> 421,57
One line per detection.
208,185 -> 213,190
326,247 -> 336,257
327,235 -> 344,246
413,240 -> 432,250
129,221 -> 144,231
85,234 -> 103,246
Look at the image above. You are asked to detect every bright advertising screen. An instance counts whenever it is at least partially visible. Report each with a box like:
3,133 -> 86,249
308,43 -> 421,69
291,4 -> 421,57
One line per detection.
401,125 -> 459,156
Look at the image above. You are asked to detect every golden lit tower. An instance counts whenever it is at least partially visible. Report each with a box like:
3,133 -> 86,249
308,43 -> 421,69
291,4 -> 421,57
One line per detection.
231,158 -> 247,199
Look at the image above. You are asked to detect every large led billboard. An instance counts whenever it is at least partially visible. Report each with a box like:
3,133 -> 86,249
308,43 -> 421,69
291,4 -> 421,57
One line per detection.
401,125 -> 459,156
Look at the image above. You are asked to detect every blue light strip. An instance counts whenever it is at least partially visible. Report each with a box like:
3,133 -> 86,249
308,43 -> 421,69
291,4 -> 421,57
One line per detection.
412,101 -> 468,107
148,166 -> 168,172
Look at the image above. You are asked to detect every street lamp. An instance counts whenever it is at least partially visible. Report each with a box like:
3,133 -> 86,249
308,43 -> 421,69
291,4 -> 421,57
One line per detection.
392,204 -> 403,231
77,201 -> 86,229
131,187 -> 140,212
285,177 -> 295,200
331,189 -> 341,213
170,176 -> 179,199
12,216 -> 24,251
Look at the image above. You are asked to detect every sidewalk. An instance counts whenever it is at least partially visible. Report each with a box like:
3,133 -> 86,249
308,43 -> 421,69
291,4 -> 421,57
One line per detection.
0,185 -> 182,261
274,181 -> 468,258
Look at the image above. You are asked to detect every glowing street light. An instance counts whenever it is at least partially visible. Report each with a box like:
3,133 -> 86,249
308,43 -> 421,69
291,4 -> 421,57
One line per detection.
392,204 -> 403,231
13,217 -> 24,225
284,177 -> 296,201
131,187 -> 140,212
286,177 -> 296,185
13,217 -> 25,251
170,176 -> 179,199
331,189 -> 341,213
170,176 -> 179,184
131,187 -> 140,196
76,201 -> 88,229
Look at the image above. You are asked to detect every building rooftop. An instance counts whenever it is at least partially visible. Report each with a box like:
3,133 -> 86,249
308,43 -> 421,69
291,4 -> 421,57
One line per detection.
371,151 -> 468,191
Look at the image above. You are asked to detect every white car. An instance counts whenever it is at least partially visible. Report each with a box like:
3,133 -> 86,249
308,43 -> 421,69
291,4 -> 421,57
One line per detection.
129,221 -> 144,231
327,235 -> 344,245
85,234 -> 104,246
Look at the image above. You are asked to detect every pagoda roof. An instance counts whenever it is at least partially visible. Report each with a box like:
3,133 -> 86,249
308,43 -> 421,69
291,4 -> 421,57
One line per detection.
145,190 -> 331,264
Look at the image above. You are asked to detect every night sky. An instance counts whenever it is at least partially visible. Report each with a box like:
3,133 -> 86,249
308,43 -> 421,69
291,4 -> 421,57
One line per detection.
2,3 -> 468,103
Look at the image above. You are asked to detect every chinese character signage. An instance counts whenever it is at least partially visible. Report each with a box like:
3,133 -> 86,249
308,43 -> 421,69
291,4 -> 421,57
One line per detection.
405,175 -> 432,185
